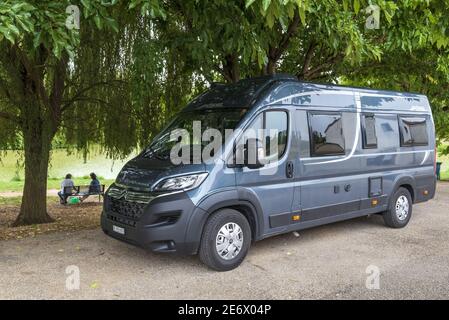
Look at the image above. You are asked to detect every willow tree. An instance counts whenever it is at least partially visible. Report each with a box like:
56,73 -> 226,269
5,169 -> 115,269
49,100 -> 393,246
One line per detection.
0,0 -> 167,226
0,1 -> 113,225
0,0 -> 210,226
63,5 -> 205,154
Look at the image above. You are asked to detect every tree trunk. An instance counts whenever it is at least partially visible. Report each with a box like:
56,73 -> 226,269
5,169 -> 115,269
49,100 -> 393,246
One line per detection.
266,58 -> 276,75
223,54 -> 240,83
13,107 -> 54,226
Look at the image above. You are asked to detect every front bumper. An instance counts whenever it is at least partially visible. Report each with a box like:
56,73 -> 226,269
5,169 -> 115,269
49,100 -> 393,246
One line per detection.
101,190 -> 200,255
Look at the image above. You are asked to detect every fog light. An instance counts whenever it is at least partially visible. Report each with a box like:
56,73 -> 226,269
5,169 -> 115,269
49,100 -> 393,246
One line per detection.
423,190 -> 429,195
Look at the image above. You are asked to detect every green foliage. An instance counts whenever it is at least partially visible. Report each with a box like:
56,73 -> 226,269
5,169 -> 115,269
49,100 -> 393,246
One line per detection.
0,0 -> 119,58
129,0 -> 166,18
1,0 -> 449,177
2,0 -> 449,159
337,0 -> 449,152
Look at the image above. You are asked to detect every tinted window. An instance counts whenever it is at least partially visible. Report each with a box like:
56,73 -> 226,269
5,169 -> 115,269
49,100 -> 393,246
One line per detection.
235,110 -> 288,164
399,116 -> 428,146
377,115 -> 397,150
362,114 -> 377,148
308,112 -> 345,156
264,111 -> 288,161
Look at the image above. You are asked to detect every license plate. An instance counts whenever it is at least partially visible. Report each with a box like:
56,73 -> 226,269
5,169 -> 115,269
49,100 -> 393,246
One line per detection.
112,225 -> 125,235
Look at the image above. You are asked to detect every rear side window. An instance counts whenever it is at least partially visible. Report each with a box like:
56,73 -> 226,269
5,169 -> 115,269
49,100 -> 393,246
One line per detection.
308,112 -> 345,157
361,114 -> 377,149
398,116 -> 428,146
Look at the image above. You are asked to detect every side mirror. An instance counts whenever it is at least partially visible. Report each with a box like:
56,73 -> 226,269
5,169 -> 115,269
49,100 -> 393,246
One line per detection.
244,138 -> 265,169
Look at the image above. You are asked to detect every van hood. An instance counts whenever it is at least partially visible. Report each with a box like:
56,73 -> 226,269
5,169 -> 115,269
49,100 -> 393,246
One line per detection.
115,156 -> 207,191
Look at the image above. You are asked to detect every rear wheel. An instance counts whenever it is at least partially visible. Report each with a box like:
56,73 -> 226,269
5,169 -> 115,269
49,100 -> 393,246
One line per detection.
383,187 -> 413,228
199,209 -> 251,271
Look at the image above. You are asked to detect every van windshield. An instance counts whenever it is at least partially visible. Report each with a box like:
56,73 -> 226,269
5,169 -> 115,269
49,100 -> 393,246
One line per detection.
142,108 -> 248,160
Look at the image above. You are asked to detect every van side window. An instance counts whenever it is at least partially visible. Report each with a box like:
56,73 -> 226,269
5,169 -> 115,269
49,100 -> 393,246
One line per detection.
361,114 -> 377,149
235,110 -> 288,164
398,116 -> 428,146
308,112 -> 345,157
264,111 -> 288,161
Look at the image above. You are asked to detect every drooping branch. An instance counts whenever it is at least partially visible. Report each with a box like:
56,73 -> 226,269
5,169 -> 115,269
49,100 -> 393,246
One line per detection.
62,96 -> 110,107
0,78 -> 16,104
61,80 -> 125,112
0,111 -> 20,124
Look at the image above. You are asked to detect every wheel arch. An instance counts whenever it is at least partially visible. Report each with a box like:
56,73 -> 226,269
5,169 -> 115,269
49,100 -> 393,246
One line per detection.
391,176 -> 416,203
184,189 -> 265,254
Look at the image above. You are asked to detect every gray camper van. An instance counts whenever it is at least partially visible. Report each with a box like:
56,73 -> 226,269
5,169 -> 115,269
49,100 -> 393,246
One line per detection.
101,74 -> 436,271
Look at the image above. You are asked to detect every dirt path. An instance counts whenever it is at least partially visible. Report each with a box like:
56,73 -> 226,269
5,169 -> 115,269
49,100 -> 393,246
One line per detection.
0,189 -> 59,197
0,198 -> 102,240
1,184 -> 448,299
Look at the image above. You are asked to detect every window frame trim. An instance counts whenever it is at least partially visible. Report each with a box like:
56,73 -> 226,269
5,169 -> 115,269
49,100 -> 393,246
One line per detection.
307,110 -> 346,157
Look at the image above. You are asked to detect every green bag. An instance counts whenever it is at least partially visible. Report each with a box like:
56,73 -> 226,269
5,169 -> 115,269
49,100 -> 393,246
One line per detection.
69,197 -> 80,204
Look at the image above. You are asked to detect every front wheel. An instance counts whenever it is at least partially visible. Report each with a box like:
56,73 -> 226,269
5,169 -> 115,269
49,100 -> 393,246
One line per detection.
383,187 -> 413,228
199,209 -> 251,271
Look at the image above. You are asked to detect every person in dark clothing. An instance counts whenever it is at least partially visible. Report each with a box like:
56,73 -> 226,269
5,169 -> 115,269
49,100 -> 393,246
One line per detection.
80,172 -> 101,202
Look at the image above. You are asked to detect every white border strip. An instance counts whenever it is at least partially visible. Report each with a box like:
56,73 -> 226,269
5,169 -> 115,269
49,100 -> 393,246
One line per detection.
301,149 -> 434,161
267,90 -> 355,106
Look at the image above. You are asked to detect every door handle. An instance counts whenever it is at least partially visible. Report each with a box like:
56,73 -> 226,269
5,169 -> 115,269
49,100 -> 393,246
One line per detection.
286,161 -> 294,178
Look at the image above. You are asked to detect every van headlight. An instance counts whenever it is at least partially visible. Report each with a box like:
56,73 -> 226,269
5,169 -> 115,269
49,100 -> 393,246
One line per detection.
152,173 -> 208,192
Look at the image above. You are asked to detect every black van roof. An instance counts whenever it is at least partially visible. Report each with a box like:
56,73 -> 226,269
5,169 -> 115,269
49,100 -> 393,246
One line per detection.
185,74 -> 296,110
184,74 -> 428,112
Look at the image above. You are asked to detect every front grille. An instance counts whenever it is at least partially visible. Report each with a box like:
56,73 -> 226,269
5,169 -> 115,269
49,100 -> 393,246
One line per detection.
107,214 -> 137,227
108,185 -> 154,203
108,196 -> 147,221
105,185 -> 156,228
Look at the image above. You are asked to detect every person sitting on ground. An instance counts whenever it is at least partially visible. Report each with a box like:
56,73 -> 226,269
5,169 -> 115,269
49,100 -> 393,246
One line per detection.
58,173 -> 74,205
80,172 -> 101,202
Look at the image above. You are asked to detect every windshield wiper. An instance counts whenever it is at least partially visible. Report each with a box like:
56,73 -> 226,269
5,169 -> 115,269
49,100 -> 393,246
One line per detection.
142,147 -> 168,160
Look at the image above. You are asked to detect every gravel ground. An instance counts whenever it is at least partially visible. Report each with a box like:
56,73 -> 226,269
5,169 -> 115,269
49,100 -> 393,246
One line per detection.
1,183 -> 448,300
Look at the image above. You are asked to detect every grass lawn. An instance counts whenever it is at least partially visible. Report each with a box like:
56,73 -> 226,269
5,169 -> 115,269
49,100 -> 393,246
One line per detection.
437,143 -> 449,180
437,154 -> 449,180
0,178 -> 117,193
0,148 -> 135,192
1,143 -> 448,194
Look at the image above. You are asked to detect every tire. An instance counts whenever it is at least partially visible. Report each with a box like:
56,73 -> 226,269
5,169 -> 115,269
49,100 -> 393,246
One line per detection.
383,187 -> 413,228
199,209 -> 251,271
